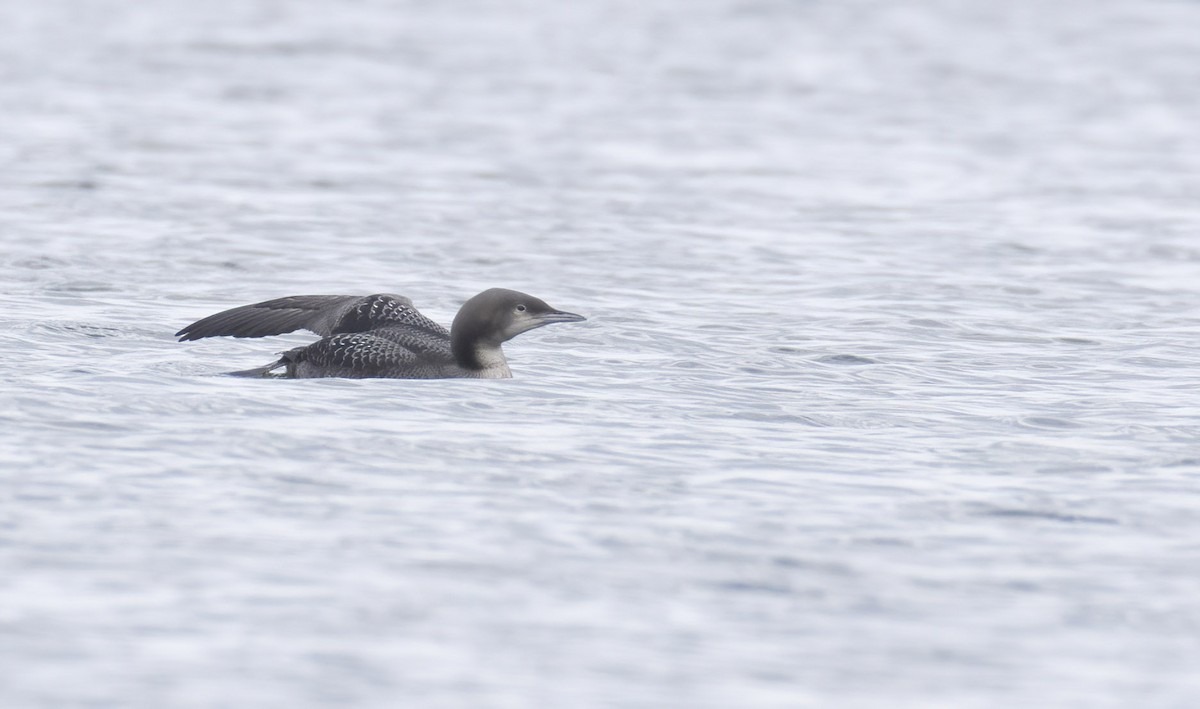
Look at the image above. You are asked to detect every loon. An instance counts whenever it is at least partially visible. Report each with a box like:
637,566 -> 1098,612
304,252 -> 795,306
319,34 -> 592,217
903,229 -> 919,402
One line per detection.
176,288 -> 585,379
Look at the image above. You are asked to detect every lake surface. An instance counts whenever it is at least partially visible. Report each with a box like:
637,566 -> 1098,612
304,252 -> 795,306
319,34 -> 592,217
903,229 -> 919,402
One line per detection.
2,0 -> 1199,706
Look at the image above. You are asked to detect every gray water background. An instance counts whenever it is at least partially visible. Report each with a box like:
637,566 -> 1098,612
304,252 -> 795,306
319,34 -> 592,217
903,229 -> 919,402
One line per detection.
2,0 -> 1200,706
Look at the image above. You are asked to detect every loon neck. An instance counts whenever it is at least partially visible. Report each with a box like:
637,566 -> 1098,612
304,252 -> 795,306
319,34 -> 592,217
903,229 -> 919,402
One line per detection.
451,327 -> 508,373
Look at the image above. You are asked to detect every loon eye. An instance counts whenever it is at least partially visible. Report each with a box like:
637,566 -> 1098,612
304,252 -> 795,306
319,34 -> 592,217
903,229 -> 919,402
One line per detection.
515,304 -> 527,312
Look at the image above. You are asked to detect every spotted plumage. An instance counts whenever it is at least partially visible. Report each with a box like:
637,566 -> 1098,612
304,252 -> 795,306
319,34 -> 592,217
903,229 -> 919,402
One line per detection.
335,294 -> 449,338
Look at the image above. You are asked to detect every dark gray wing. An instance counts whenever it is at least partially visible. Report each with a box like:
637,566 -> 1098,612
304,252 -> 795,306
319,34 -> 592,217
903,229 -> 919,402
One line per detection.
176,293 -> 449,342
177,295 -> 362,341
329,294 -> 450,340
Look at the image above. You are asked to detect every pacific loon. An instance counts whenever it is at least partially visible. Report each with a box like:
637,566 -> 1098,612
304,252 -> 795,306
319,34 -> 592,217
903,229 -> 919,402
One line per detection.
176,288 -> 585,379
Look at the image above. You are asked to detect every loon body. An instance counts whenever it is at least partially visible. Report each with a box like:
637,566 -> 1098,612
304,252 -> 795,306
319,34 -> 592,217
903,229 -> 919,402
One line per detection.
176,288 -> 585,379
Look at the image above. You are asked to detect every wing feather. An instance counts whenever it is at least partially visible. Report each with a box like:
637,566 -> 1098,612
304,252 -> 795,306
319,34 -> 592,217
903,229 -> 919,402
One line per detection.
175,293 -> 443,341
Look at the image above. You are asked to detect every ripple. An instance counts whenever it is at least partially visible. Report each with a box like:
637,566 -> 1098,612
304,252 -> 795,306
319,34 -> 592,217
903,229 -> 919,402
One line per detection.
1015,416 -> 1081,430
981,509 -> 1120,526
815,354 -> 878,365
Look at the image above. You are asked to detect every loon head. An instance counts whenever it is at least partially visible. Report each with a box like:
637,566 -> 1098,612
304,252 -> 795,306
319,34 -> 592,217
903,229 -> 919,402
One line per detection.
451,288 -> 585,371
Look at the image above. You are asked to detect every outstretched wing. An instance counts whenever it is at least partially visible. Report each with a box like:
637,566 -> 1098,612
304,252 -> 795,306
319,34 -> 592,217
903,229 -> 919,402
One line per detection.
177,295 -> 362,341
176,293 -> 449,342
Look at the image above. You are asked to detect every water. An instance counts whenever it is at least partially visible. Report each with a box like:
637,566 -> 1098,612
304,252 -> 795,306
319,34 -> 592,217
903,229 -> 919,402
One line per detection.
2,0 -> 1199,706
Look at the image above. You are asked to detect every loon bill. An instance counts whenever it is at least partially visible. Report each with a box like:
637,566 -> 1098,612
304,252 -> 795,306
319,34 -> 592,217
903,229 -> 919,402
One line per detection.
176,288 -> 586,379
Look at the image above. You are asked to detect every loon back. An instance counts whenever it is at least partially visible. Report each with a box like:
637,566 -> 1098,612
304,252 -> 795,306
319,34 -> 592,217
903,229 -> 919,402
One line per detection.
276,328 -> 459,379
